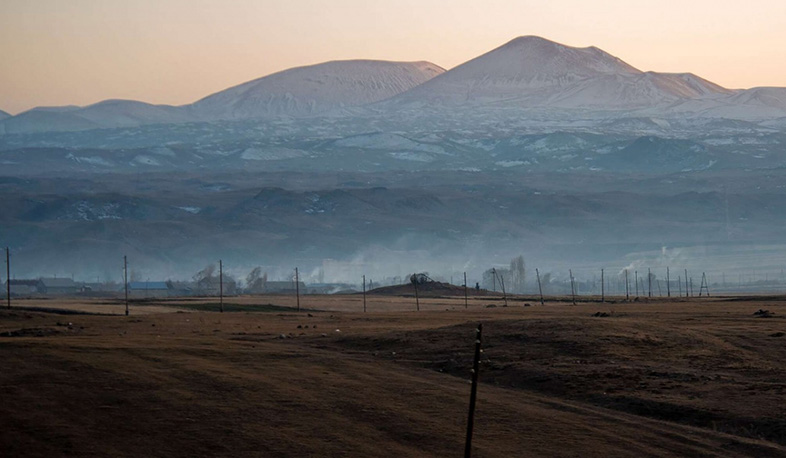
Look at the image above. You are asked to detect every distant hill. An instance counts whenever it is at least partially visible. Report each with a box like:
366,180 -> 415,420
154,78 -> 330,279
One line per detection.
2,35 -> 786,135
385,36 -> 731,109
0,100 -> 195,134
189,59 -> 445,120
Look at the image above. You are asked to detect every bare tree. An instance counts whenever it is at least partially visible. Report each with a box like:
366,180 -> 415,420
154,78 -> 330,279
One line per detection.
245,267 -> 267,293
509,255 -> 526,293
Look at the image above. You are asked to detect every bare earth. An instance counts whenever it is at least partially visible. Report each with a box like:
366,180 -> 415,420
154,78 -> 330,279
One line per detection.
1,294 -> 785,457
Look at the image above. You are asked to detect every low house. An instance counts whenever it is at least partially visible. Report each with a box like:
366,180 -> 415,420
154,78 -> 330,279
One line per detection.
38,277 -> 82,295
5,279 -> 39,296
127,281 -> 173,298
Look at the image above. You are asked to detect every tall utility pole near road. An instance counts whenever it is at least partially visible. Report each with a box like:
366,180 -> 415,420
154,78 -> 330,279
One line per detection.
219,260 -> 224,313
463,272 -> 468,309
124,255 -> 129,316
6,247 -> 10,309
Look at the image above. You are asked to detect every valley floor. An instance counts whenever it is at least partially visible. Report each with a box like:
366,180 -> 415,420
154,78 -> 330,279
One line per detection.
1,295 -> 785,457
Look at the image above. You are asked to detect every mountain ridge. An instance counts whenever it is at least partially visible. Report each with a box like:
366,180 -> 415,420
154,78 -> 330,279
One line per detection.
2,36 -> 786,134
384,35 -> 732,109
189,59 -> 445,120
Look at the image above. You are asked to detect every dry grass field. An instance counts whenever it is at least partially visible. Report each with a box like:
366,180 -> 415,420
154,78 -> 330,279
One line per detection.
1,294 -> 785,457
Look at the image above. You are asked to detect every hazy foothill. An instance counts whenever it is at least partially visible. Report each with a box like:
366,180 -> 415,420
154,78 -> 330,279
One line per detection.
3,33 -> 786,457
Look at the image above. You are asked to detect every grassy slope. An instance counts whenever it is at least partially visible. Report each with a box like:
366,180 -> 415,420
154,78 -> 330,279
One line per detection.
0,298 -> 785,457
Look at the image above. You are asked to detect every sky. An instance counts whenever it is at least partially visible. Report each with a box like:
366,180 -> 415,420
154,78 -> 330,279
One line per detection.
1,0 -> 785,114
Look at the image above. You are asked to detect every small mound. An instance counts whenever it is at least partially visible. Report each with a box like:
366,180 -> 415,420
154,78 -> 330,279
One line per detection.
367,282 -> 492,297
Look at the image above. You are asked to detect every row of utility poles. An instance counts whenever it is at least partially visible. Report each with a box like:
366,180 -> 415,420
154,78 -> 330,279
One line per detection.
1,249 -> 715,314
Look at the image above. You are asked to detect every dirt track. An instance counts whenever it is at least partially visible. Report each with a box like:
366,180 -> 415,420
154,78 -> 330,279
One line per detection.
1,295 -> 785,457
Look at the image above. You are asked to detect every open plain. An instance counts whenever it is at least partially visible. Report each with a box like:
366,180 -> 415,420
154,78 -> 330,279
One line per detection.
1,294 -> 785,457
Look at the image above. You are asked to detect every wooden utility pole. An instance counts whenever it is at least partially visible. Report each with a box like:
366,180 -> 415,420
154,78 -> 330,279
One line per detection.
464,323 -> 483,458
536,268 -> 544,306
499,275 -> 507,307
295,267 -> 300,312
648,268 -> 652,298
219,260 -> 224,313
667,267 -> 671,297
700,272 -> 710,297
569,269 -> 576,306
6,247 -> 10,309
124,255 -> 129,316
635,270 -> 639,297
463,272 -> 468,309
413,274 -> 420,311
363,274 -> 367,313
601,269 -> 605,303
625,269 -> 629,300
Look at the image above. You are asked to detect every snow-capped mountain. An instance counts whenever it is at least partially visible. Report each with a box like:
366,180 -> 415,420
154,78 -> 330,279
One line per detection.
0,100 -> 195,134
660,86 -> 786,120
3,35 -> 786,135
189,60 -> 445,120
385,36 -> 731,109
0,60 -> 444,133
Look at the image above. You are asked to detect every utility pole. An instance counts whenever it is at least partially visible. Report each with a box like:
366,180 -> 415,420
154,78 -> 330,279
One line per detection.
499,275 -> 507,307
700,272 -> 710,297
569,269 -> 576,306
625,269 -> 629,300
635,270 -> 639,297
667,267 -> 671,297
363,274 -> 367,313
491,268 -> 496,292
295,267 -> 300,312
464,323 -> 483,458
219,260 -> 224,313
648,268 -> 652,298
413,274 -> 420,311
601,268 -> 605,303
6,247 -> 10,309
536,268 -> 544,306
124,255 -> 129,316
463,272 -> 468,309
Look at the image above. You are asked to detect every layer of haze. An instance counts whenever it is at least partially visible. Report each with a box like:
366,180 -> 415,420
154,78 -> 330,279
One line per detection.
2,0 -> 785,114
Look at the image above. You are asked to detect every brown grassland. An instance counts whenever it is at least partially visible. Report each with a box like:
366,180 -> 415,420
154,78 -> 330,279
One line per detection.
1,293 -> 785,457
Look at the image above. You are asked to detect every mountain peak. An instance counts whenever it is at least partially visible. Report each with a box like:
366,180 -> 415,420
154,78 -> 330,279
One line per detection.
502,35 -> 573,50
192,59 -> 445,119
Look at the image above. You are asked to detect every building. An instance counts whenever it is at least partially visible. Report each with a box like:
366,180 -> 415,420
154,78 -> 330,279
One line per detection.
5,279 -> 39,296
127,281 -> 174,298
37,278 -> 82,295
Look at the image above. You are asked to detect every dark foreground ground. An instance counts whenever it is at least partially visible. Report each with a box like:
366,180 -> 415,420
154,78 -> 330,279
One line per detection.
1,295 -> 785,457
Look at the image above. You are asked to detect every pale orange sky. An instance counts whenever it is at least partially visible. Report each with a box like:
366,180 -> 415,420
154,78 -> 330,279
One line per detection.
1,0 -> 785,114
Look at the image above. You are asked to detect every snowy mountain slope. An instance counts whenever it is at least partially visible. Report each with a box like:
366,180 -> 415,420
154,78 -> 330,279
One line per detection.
385,36 -> 730,109
0,100 -> 196,134
0,109 -> 103,134
73,100 -> 196,127
661,87 -> 786,120
2,36 -> 786,136
190,60 -> 445,120
541,72 -> 733,109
